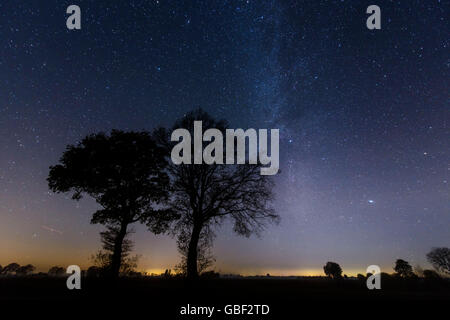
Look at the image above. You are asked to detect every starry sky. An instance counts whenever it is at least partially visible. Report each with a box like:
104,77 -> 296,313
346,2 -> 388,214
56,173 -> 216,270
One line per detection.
0,0 -> 448,275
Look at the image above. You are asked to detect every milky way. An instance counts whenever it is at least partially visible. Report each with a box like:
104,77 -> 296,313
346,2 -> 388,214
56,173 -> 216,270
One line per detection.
0,0 -> 448,275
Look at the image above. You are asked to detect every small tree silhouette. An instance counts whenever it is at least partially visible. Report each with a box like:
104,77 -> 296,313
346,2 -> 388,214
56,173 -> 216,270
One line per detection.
394,259 -> 414,278
426,247 -> 450,275
48,130 -> 175,278
323,261 -> 342,279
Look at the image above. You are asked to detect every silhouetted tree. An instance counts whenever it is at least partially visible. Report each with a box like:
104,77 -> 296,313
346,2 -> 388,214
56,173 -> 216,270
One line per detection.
394,259 -> 414,278
48,130 -> 175,278
48,266 -> 65,276
323,261 -> 342,279
1,262 -> 20,275
426,247 -> 450,275
174,227 -> 215,275
154,109 -> 279,279
91,225 -> 140,276
16,264 -> 35,276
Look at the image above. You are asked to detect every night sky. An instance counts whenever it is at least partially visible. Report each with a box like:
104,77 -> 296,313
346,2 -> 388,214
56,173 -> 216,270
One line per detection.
0,0 -> 448,275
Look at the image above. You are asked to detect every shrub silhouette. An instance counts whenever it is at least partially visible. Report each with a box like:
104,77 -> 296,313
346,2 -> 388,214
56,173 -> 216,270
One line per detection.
86,266 -> 103,278
380,272 -> 393,281
423,269 -> 441,279
356,273 -> 366,282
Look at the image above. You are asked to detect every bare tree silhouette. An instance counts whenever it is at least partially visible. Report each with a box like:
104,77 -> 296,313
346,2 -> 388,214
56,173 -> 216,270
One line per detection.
48,130 -> 175,278
426,247 -> 450,275
155,109 -> 279,279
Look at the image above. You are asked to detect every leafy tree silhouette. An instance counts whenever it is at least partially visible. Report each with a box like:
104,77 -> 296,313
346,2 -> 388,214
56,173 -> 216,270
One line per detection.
1,262 -> 20,275
426,247 -> 450,275
48,130 -> 175,278
323,261 -> 342,279
154,109 -> 279,279
394,259 -> 414,278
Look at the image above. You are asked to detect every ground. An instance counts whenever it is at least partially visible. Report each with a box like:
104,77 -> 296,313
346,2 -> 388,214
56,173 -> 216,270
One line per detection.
1,277 -> 449,318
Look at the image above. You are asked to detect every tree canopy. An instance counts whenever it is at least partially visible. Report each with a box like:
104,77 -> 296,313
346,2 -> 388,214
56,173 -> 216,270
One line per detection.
48,130 -> 175,277
394,259 -> 414,278
155,109 -> 279,279
323,261 -> 343,279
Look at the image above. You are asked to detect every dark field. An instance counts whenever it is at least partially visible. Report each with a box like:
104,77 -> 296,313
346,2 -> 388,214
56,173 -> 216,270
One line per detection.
1,277 -> 449,318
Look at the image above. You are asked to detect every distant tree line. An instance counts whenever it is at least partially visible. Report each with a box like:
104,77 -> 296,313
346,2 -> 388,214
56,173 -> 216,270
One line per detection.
0,263 -> 35,276
1,247 -> 448,279
324,247 -> 450,281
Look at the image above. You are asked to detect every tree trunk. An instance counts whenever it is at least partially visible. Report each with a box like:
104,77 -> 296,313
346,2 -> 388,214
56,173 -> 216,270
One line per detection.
110,222 -> 128,279
186,223 -> 202,280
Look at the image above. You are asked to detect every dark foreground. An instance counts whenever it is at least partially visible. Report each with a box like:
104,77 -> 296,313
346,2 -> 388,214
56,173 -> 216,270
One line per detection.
1,277 -> 449,318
